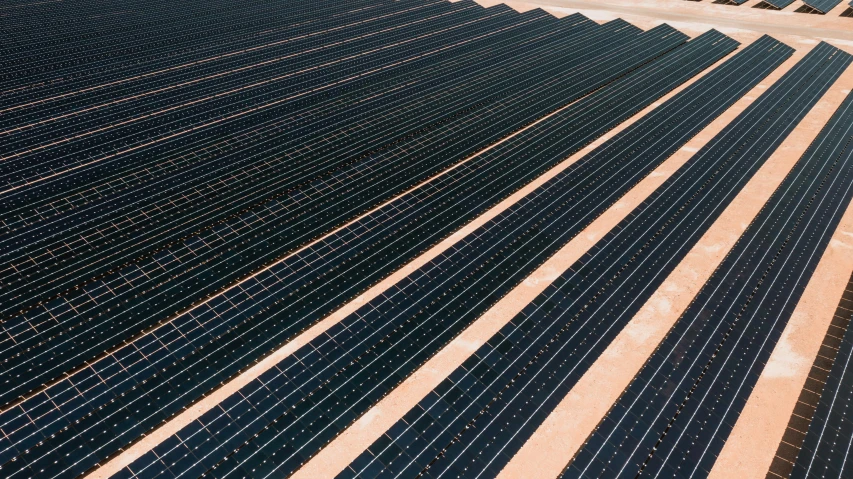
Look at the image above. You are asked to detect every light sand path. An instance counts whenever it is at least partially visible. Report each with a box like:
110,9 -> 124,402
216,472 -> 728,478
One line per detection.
292,35 -> 742,479
498,54 -> 853,479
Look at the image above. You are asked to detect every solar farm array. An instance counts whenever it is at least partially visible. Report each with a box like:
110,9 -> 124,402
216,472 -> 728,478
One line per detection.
1,0 -> 853,478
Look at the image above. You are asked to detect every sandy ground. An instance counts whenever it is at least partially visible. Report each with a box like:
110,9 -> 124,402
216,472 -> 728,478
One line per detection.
84,1 -> 853,478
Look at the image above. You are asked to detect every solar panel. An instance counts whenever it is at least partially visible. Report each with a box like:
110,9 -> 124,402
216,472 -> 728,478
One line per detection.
761,0 -> 797,9
802,0 -> 843,12
791,318 -> 853,478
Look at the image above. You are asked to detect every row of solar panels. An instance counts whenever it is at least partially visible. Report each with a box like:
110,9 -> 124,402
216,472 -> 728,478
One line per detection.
767,98 -> 853,477
699,0 -> 846,14
761,0 -> 843,14
3,0 -> 853,478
